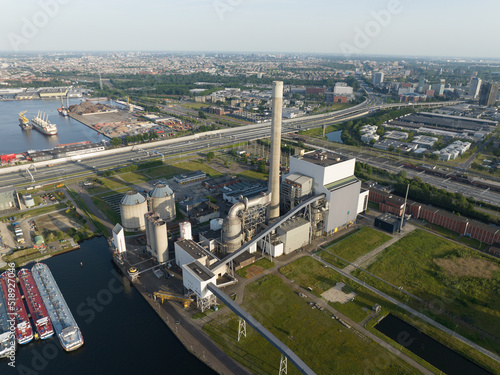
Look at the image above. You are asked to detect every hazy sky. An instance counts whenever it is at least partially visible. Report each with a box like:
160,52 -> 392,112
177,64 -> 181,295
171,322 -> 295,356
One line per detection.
0,0 -> 499,58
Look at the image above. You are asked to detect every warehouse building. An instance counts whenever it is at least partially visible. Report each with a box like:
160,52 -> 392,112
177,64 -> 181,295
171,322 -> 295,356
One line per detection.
174,171 -> 207,185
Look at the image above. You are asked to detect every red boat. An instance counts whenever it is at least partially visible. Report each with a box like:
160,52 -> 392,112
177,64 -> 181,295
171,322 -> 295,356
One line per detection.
0,271 -> 33,345
18,269 -> 54,340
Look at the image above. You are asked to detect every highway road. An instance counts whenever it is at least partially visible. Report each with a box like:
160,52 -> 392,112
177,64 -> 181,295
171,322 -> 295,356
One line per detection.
0,96 -> 469,197
312,141 -> 500,207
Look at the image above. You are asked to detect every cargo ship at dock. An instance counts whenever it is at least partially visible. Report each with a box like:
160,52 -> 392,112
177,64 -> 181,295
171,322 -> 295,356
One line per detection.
30,111 -> 58,136
18,269 -> 54,340
31,263 -> 83,351
0,272 -> 33,345
18,110 -> 32,131
0,279 -> 15,358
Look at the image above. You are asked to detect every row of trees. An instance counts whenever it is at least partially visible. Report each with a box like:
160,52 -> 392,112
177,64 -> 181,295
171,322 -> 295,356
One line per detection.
110,132 -> 159,147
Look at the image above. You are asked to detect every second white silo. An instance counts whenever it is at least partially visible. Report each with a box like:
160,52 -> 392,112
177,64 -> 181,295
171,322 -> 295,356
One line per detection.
149,184 -> 175,222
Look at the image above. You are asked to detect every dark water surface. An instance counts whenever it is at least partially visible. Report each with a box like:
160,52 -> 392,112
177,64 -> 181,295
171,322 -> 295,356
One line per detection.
3,237 -> 215,375
325,130 -> 343,143
375,313 -> 490,375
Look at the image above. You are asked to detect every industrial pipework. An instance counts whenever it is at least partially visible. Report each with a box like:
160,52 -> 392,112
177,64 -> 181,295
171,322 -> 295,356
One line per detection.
222,193 -> 271,253
268,81 -> 283,221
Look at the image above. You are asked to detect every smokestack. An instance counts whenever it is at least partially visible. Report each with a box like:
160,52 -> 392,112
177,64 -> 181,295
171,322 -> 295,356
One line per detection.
268,81 -> 283,220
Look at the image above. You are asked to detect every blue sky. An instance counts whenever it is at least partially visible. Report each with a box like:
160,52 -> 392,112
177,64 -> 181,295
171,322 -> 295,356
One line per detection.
0,0 -> 499,58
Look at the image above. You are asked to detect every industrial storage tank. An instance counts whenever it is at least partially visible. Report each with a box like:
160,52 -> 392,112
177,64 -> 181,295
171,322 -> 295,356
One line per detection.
145,212 -> 160,253
153,219 -> 168,263
179,221 -> 192,240
120,191 -> 148,231
149,184 -> 175,222
210,218 -> 223,231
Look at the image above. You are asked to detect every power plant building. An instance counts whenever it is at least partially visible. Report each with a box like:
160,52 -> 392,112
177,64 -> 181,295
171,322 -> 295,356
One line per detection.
286,150 -> 368,234
144,212 -> 168,263
149,183 -> 175,222
276,217 -> 310,254
120,191 -> 148,231
174,240 -> 226,277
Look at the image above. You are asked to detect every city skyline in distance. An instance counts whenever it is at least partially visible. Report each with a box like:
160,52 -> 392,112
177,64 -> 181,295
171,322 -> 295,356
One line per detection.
0,0 -> 500,59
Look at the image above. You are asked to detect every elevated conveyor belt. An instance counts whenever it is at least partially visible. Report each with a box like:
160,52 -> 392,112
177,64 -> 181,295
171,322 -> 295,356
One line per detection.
207,283 -> 316,375
210,194 -> 325,271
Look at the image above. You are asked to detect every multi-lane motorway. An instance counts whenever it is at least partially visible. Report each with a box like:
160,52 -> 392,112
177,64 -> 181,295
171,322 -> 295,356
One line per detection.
1,96 -> 485,206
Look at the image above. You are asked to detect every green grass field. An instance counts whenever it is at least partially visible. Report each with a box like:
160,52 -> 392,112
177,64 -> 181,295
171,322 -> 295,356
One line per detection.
280,257 -> 394,323
146,164 -> 184,178
365,230 -> 500,341
91,196 -> 121,224
171,160 -> 222,177
180,102 -> 208,110
237,170 -> 269,181
321,226 -> 392,262
119,172 -> 149,183
204,274 -> 418,375
236,258 -> 274,278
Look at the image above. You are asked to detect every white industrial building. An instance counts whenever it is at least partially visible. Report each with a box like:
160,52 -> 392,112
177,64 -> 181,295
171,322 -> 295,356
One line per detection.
285,150 -> 368,235
412,135 -> 438,148
361,133 -> 380,144
112,223 -> 126,254
333,83 -> 354,96
174,239 -> 227,277
384,131 -> 409,140
276,217 -> 310,254
360,125 -> 378,135
437,141 -> 472,161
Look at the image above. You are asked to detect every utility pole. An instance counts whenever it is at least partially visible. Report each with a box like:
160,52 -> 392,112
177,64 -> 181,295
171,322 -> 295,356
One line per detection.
401,184 -> 409,232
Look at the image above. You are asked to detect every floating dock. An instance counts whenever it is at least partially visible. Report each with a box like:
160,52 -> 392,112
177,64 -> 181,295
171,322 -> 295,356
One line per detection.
31,263 -> 83,351
18,269 -> 54,340
0,272 -> 33,345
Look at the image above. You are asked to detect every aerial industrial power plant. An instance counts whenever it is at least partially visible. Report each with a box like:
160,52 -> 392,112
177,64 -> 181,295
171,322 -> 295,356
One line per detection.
109,81 -> 369,373
1,4 -> 499,373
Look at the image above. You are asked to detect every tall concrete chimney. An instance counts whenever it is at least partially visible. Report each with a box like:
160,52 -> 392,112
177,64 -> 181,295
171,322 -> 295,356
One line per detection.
268,81 -> 283,220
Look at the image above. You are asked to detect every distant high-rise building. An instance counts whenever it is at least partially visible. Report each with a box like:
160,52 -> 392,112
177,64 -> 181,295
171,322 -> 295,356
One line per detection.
469,77 -> 482,99
479,82 -> 499,106
431,83 -> 445,96
372,72 -> 384,85
417,76 -> 425,93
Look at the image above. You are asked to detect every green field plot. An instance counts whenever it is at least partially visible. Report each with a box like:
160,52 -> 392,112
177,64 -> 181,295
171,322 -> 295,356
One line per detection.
204,274 -> 417,375
321,226 -> 391,262
365,230 -> 500,341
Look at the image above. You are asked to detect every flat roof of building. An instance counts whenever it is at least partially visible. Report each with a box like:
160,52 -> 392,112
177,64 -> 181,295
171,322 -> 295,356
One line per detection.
175,170 -> 206,179
324,175 -> 359,191
293,150 -> 350,167
185,260 -> 214,282
278,217 -> 310,233
233,251 -> 255,266
176,239 -> 219,262
284,173 -> 313,185
376,212 -> 401,226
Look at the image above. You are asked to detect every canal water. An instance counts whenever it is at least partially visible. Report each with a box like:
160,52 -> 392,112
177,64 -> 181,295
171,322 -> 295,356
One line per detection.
0,99 -> 108,155
325,130 -> 343,143
2,237 -> 215,375
374,313 -> 490,375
